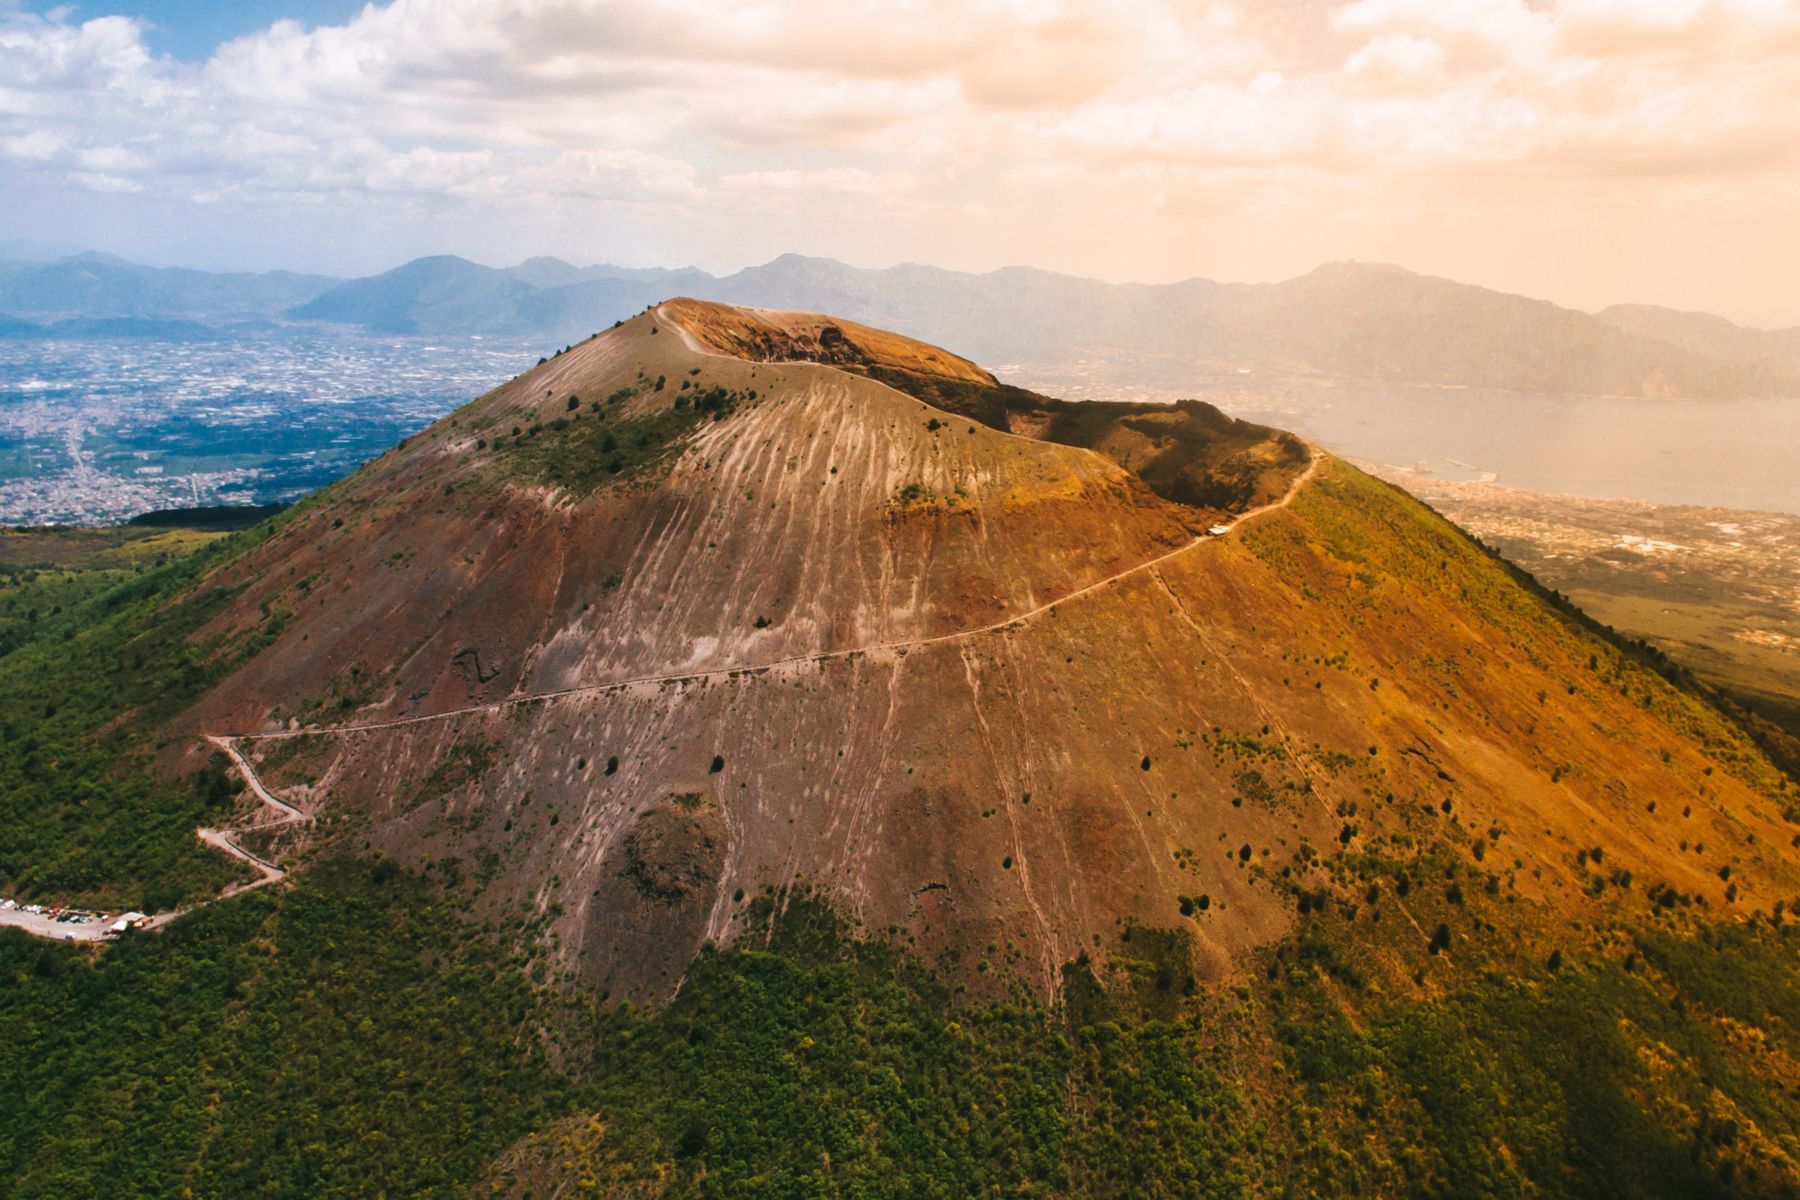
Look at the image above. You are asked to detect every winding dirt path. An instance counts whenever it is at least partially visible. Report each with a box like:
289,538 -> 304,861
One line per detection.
182,734 -> 314,905
122,737 -> 312,930
0,736 -> 312,942
208,734 -> 309,823
228,449 -> 1322,743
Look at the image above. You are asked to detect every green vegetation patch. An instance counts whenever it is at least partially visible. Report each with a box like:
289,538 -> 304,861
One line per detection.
492,385 -> 745,495
486,897 -> 1269,1199
0,527 -> 225,657
513,869 -> 1800,1198
1270,929 -> 1800,1198
1251,837 -> 1800,1198
0,857 -> 563,1198
0,524 -> 292,908
888,480 -> 971,516
2,854 -> 1796,1199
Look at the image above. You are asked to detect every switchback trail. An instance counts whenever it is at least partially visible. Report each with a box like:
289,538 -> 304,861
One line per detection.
0,735 -> 311,942
136,737 -> 313,928
209,733 -> 309,823
228,449 -> 1322,743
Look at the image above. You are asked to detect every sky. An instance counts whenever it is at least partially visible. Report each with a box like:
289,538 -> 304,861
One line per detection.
3,0 -> 1799,326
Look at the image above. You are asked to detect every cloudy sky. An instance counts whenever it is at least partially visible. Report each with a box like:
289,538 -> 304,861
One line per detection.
4,0 -> 1799,324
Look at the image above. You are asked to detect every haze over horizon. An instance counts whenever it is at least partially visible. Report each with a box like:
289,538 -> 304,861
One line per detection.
5,0 -> 1800,327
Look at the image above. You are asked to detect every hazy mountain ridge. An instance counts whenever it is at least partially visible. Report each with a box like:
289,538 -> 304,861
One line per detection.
1598,302 -> 1800,377
5,247 -> 1797,398
701,256 -> 1800,399
0,254 -> 338,323
0,314 -> 225,341
294,251 -> 1800,398
287,254 -> 716,336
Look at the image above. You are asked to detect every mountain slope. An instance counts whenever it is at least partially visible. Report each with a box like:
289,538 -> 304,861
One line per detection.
5,300 -> 1800,1197
123,299 -> 1796,1008
288,255 -> 545,334
1599,302 -> 1800,378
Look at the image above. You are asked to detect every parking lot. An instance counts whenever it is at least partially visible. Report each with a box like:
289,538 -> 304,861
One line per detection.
0,898 -> 146,942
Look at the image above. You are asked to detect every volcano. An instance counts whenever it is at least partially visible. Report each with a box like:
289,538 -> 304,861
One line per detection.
162,300 -> 1798,1005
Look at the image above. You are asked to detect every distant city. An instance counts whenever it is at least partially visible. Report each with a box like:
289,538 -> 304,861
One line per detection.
0,331 -> 538,525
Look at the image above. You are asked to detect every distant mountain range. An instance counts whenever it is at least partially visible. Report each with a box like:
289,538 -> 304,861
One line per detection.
1597,303 -> 1800,381
285,254 -> 712,337
3,247 -> 1798,399
0,253 -> 334,324
0,314 -> 224,341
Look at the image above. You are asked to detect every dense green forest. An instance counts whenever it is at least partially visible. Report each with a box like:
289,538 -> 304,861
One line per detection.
7,863 -> 1797,1198
481,888 -> 1800,1199
0,522 -> 272,909
0,859 -> 562,1197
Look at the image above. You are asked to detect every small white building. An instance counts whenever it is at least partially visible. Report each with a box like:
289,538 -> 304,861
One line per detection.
110,911 -> 149,934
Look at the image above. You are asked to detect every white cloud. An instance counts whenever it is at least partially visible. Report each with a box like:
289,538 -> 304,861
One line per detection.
0,0 -> 1797,320
530,148 -> 702,200
1341,34 -> 1448,93
1557,0 -> 1800,56
1,129 -> 66,160
1331,0 -> 1547,59
68,169 -> 142,193
718,167 -> 912,195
